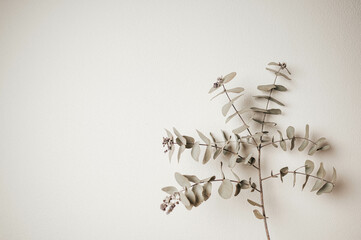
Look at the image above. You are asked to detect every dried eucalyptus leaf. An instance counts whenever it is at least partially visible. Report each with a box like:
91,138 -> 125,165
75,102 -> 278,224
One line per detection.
298,124 -> 310,151
222,102 -> 233,117
184,175 -> 200,183
218,179 -> 233,199
316,163 -> 326,178
266,67 -> 291,80
253,209 -> 265,219
184,136 -> 195,149
177,145 -> 185,162
268,62 -> 279,66
240,180 -> 250,189
280,167 -> 289,182
280,140 -> 286,151
174,172 -> 191,188
213,148 -> 222,160
274,85 -> 288,91
267,109 -> 282,115
165,129 -> 174,139
173,127 -> 186,145
223,72 -> 237,83
191,142 -> 200,162
290,137 -> 295,150
196,130 -> 211,144
228,87 -> 244,93
271,136 -> 278,148
320,145 -> 330,151
185,187 -> 196,205
222,95 -> 242,116
203,145 -> 212,164
168,147 -> 175,162
253,95 -> 285,106
179,192 -> 191,208
161,186 -> 178,194
226,110 -> 251,123
286,126 -> 295,139
316,183 -> 333,195
234,183 -> 241,196
232,124 -> 249,134
252,118 -> 277,126
305,160 -> 314,175
331,167 -> 337,183
203,182 -> 212,201
247,199 -> 262,208
201,176 -> 216,182
209,132 -> 217,144
229,154 -> 238,168
308,145 -> 317,156
311,179 -> 324,192
257,84 -> 276,91
192,185 -> 204,207
302,175 -> 310,190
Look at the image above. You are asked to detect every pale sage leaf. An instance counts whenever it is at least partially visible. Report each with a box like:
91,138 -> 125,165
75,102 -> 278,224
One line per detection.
202,182 -> 212,201
247,199 -> 262,208
174,172 -> 191,188
232,124 -> 249,134
202,145 -> 212,164
223,72 -> 237,83
191,142 -> 200,162
316,183 -> 333,195
305,160 -> 314,175
218,179 -> 233,199
196,130 -> 211,144
253,209 -> 265,219
161,186 -> 178,194
286,126 -> 295,139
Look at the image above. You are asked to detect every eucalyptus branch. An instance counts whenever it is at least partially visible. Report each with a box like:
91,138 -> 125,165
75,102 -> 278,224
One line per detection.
160,62 -> 337,240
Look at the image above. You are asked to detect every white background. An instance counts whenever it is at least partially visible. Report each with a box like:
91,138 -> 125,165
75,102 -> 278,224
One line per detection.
1,1 -> 361,239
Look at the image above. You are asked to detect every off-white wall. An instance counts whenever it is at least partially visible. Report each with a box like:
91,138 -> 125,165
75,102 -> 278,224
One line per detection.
0,1 -> 360,239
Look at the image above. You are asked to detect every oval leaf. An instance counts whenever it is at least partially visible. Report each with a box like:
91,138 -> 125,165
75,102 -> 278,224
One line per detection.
223,72 -> 237,83
161,186 -> 178,194
202,145 -> 212,164
191,142 -> 200,162
316,183 -> 333,195
253,209 -> 265,219
175,172 -> 191,188
286,126 -> 295,139
218,179 -> 233,199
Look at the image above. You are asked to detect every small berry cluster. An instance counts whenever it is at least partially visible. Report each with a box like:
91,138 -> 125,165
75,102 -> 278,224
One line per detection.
162,137 -> 174,153
213,76 -> 224,88
160,192 -> 180,214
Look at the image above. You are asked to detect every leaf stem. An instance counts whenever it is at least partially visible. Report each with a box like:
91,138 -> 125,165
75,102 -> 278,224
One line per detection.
258,67 -> 282,240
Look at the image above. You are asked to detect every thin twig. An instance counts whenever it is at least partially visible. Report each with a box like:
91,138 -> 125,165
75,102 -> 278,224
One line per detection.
258,67 -> 282,240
